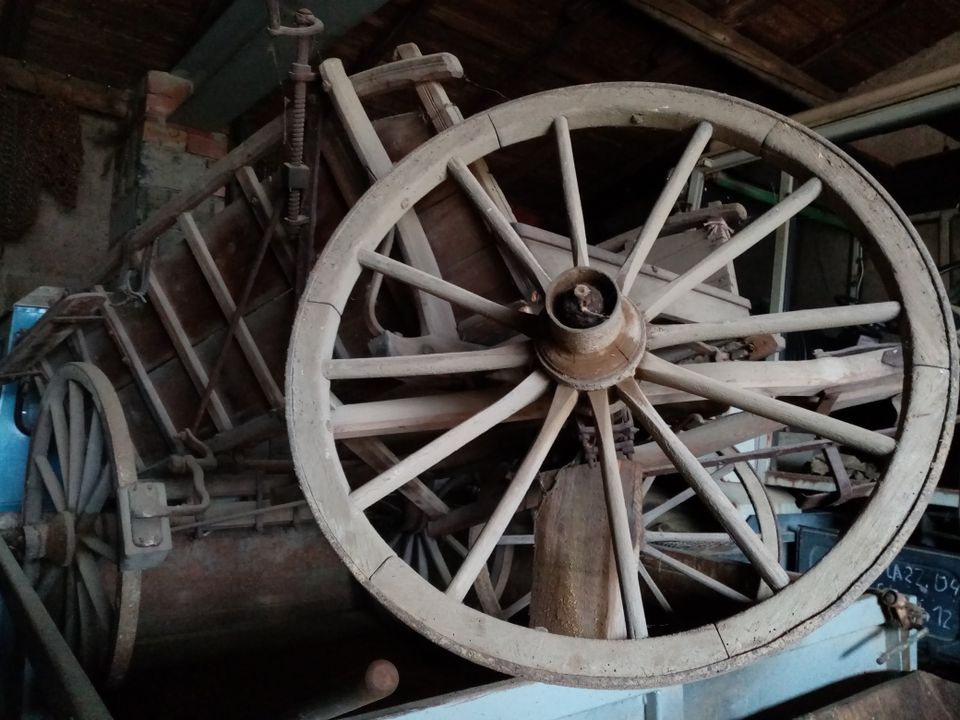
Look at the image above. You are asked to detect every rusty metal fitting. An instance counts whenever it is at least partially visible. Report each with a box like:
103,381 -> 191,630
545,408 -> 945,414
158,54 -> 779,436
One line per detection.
289,62 -> 316,83
537,267 -> 645,391
878,588 -> 928,630
266,6 -> 324,37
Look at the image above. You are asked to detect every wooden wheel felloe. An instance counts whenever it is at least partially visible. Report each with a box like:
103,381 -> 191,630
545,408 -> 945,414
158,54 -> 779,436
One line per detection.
22,362 -> 141,686
288,84 -> 957,687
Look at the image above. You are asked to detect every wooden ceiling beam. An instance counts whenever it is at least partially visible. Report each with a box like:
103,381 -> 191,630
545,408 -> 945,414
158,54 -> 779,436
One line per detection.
626,0 -> 839,105
0,56 -> 132,118
0,0 -> 35,58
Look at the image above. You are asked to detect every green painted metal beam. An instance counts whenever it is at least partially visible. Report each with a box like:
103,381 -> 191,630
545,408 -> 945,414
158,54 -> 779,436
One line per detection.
171,0 -> 389,130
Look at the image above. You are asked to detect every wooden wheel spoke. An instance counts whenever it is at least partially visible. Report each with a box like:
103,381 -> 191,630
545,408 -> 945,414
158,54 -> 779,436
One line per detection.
358,249 -> 539,336
63,565 -> 78,647
36,565 -> 62,601
79,534 -> 118,563
646,531 -> 735,545
35,455 -> 67,513
323,343 -> 533,380
414,537 -> 430,579
619,377 -> 791,591
617,122 -> 713,295
349,372 -> 551,510
49,396 -> 71,497
447,384 -> 577,600
444,536 -> 502,614
554,116 -> 589,267
643,487 -> 696,527
78,414 -> 104,514
639,354 -> 896,456
641,177 -> 823,319
647,301 -> 902,349
637,561 -> 672,614
76,550 -> 111,630
447,156 -> 552,291
498,591 -> 531,621
67,381 -> 85,510
422,535 -> 453,586
588,389 -> 648,639
76,579 -> 95,667
641,544 -> 751,603
84,465 -> 111,515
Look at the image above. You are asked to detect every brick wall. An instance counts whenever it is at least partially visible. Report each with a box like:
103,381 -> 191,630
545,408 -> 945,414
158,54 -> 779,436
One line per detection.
110,70 -> 230,245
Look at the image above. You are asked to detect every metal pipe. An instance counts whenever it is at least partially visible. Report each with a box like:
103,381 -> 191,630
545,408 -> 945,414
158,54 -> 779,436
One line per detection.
712,173 -> 846,228
0,539 -> 112,719
709,84 -> 960,173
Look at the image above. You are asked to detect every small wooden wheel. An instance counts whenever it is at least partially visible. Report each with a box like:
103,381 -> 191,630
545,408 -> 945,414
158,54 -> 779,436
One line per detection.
288,84 -> 957,687
22,362 -> 141,686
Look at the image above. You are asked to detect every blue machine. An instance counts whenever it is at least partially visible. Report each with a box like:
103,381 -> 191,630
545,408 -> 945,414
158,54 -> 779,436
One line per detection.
0,289 -> 51,513
353,595 -> 916,720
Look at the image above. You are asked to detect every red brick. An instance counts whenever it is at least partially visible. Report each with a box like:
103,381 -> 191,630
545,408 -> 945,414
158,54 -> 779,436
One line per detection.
142,119 -> 187,150
145,92 -> 182,119
186,130 -> 229,160
146,70 -> 192,108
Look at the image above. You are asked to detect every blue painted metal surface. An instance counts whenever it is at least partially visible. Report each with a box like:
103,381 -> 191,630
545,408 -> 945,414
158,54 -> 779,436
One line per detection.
0,299 -> 47,512
355,595 -> 913,720
171,0 -> 391,129
798,525 -> 960,664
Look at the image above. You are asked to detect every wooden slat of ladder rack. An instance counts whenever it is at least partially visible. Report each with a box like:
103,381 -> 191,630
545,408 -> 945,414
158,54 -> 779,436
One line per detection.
145,274 -> 233,431
320,57 -> 458,340
97,288 -> 179,445
179,211 -> 285,409
234,166 -> 296,286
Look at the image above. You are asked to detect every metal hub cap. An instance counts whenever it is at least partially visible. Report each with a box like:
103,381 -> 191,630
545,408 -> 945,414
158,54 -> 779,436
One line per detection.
537,266 -> 646,391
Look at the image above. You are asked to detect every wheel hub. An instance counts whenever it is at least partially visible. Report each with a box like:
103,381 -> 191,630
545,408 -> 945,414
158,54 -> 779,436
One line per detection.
536,266 -> 646,391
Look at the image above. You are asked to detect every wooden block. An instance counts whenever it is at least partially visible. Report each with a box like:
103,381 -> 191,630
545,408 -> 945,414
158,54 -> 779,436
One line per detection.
530,462 -> 642,639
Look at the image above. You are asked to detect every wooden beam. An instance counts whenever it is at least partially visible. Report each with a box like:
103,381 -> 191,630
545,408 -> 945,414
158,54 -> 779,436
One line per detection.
627,0 -> 838,105
0,57 -> 131,118
171,0 -> 391,130
0,0 -> 35,57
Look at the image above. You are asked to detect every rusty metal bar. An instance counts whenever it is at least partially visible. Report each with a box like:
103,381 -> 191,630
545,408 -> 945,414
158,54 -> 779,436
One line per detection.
179,211 -> 285,409
234,166 -> 296,286
0,539 -> 113,720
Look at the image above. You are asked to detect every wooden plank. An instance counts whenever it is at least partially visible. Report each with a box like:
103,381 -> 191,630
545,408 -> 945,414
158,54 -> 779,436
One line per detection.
518,222 -> 750,323
320,57 -> 458,339
0,293 -> 103,379
98,290 -> 178,445
530,462 -> 634,639
145,274 -> 232,432
331,347 -> 902,439
597,203 -> 748,252
806,671 -> 960,719
349,51 -> 464,98
0,56 -> 131,118
233,166 -> 296,286
179,212 -> 284,409
88,114 -> 286,286
627,0 -> 838,105
393,42 -> 535,300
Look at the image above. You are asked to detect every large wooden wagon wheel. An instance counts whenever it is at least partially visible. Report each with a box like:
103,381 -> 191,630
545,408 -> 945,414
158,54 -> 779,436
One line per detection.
22,362 -> 141,686
288,84 -> 957,687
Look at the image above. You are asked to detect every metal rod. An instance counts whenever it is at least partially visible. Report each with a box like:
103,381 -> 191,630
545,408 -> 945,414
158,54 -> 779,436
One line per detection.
190,205 -> 283,432
0,539 -> 113,719
708,84 -> 960,173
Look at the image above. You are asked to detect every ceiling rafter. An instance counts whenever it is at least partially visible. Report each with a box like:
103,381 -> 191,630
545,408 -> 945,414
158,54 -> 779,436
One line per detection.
626,0 -> 838,105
